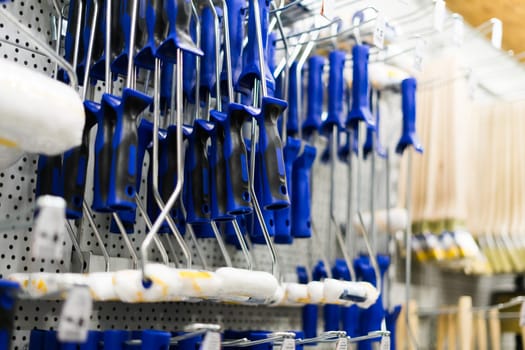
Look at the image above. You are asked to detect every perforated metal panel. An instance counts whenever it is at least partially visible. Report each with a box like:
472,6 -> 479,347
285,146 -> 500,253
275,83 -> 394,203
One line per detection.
0,1 -> 516,349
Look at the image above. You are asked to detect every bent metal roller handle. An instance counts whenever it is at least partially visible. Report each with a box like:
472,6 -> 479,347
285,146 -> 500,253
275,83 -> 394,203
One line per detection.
346,44 -> 375,129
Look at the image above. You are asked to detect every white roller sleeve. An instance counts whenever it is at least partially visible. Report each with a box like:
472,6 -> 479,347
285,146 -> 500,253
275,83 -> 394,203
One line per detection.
0,145 -> 23,170
323,279 -> 379,308
113,264 -> 182,303
87,272 -> 118,301
354,208 -> 408,235
215,267 -> 278,301
173,269 -> 223,299
307,281 -> 325,304
8,272 -> 87,298
0,59 -> 84,155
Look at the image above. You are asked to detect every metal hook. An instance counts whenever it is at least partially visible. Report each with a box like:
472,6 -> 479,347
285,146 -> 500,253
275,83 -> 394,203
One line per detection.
223,332 -> 296,347
296,331 -> 347,345
82,202 -> 110,272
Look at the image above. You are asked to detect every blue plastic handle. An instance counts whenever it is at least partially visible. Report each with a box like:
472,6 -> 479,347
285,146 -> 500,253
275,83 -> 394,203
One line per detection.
220,0 -> 246,97
302,56 -> 325,137
58,0 -> 83,83
355,255 -> 390,350
296,266 -> 318,341
110,119 -> 154,232
199,6 -> 220,98
320,51 -> 346,136
35,155 -> 63,198
237,0 -> 274,95
396,78 -> 423,155
156,0 -> 203,62
286,62 -> 300,137
140,329 -> 171,349
106,89 -> 153,211
209,110 -> 231,221
255,97 -> 290,210
274,138 -> 301,244
91,99 -> 114,212
363,90 -> 386,159
110,0 -> 132,76
39,330 -> 58,350
312,261 -> 339,332
330,259 -> 360,338
103,330 -> 131,350
90,0 -> 108,81
183,18 -> 198,104
63,106 -> 98,219
346,44 -> 374,129
29,330 -> 47,350
134,0 -> 167,70
385,305 -> 402,350
59,331 -> 101,350
247,331 -> 273,350
291,144 -> 316,238
160,62 -> 174,114
184,120 -> 214,225
267,32 -> 277,76
76,0 -> 98,83
224,104 -> 254,215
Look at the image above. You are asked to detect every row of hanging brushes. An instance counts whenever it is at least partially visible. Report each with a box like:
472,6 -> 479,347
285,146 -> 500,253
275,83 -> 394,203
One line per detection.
3,0 -> 387,308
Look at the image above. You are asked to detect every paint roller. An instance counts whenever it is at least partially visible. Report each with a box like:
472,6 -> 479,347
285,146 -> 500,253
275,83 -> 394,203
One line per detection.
0,57 -> 84,156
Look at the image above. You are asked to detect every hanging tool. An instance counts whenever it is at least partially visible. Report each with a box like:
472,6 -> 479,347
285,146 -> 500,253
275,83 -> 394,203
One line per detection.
62,0 -> 101,219
396,77 -> 423,350
319,49 -> 346,332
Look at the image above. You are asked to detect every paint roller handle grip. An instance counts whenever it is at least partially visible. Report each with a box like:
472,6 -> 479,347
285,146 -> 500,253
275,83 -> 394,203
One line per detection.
286,62 -> 299,137
291,144 -> 316,238
35,155 -> 63,201
184,121 -> 214,225
62,111 -> 97,219
200,6 -> 220,96
321,50 -> 345,136
303,55 -> 325,136
237,0 -> 274,95
347,44 -> 375,128
223,108 -> 252,216
363,91 -> 386,159
396,77 -> 423,154
274,138 -> 301,244
256,97 -> 290,210
110,0 -> 132,75
221,0 -> 245,94
156,0 -> 203,62
107,90 -> 152,211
